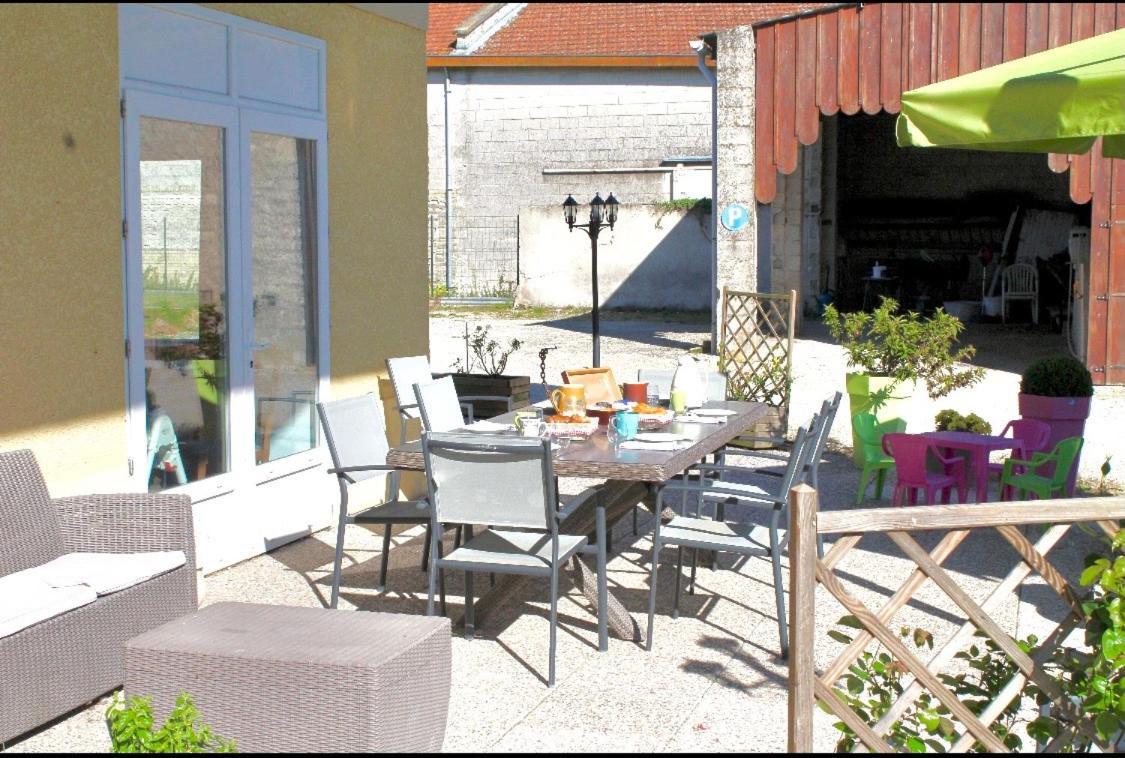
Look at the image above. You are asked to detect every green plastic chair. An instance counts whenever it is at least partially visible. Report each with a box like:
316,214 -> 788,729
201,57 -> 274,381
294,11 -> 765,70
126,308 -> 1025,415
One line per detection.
1000,437 -> 1084,501
853,412 -> 907,504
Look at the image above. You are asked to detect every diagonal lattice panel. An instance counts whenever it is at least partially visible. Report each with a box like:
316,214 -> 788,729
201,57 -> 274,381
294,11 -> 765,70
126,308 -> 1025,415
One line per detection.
787,491 -> 1125,754
719,289 -> 795,413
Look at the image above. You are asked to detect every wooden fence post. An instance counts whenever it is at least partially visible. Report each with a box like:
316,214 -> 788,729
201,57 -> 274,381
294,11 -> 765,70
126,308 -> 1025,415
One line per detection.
788,483 -> 818,753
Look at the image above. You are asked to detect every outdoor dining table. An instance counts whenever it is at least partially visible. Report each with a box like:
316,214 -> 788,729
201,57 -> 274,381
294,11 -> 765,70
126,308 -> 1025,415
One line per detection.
921,430 -> 1023,504
386,399 -> 768,649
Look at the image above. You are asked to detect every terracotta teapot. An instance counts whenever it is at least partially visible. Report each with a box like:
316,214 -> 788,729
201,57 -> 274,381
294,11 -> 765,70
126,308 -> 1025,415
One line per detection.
550,384 -> 587,416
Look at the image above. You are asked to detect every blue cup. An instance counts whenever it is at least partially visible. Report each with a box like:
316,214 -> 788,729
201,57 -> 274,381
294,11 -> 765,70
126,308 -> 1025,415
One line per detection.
611,411 -> 640,441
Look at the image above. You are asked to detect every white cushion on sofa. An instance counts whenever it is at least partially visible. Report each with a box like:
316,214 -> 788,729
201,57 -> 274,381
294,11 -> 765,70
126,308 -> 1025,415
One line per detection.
37,551 -> 187,595
0,570 -> 97,640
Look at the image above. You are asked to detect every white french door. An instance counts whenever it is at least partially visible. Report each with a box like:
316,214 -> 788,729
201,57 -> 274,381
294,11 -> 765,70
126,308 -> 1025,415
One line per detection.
123,90 -> 331,571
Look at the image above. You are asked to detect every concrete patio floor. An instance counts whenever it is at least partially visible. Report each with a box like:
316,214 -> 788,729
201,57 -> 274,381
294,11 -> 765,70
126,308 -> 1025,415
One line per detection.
8,445 -> 1099,753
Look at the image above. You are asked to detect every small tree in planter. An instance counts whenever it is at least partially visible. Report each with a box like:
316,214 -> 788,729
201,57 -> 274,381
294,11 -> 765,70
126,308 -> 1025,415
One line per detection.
824,297 -> 985,467
446,324 -> 530,418
1019,355 -> 1094,497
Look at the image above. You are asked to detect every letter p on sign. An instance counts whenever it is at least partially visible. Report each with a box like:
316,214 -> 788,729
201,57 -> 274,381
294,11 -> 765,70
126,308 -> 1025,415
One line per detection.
720,203 -> 750,232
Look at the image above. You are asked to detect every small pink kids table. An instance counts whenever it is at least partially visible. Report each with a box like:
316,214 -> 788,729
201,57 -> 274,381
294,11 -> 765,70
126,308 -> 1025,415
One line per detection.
922,431 -> 1024,503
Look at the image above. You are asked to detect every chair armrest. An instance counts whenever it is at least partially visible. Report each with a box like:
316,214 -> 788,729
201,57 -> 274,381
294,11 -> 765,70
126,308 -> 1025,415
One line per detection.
662,478 -> 779,505
934,451 -> 966,469
52,493 -> 196,576
1002,456 -> 1043,479
328,463 -> 401,483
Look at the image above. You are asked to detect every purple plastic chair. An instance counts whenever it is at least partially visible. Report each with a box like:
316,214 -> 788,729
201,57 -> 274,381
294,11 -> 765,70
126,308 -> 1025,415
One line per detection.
987,418 -> 1052,481
883,433 -> 968,506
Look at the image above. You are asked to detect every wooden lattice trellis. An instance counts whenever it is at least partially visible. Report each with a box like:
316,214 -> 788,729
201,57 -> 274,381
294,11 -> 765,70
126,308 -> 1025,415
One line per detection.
787,486 -> 1125,753
719,288 -> 796,447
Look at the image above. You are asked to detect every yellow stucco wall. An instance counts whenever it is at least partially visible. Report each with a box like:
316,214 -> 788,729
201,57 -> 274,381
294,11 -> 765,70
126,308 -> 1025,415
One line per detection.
0,3 -> 428,495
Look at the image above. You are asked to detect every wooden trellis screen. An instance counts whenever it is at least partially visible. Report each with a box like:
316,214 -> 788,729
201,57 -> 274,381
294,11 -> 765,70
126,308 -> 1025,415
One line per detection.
719,288 -> 797,446
787,485 -> 1125,753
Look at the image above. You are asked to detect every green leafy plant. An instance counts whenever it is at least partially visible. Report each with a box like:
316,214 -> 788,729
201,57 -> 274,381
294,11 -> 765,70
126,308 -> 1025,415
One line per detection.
823,297 -> 985,400
1028,529 -> 1125,751
452,324 -> 522,376
106,692 -> 236,753
934,409 -> 993,435
1020,355 -> 1094,398
826,616 -> 1033,752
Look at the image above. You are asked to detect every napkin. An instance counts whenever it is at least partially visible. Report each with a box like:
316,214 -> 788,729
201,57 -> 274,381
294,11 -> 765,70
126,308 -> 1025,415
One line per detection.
676,415 -> 726,424
462,421 -> 515,433
619,440 -> 689,451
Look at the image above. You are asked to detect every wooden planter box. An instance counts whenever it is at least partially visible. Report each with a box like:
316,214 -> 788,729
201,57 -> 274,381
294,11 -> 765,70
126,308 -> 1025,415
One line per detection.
437,373 -> 531,420
735,404 -> 788,449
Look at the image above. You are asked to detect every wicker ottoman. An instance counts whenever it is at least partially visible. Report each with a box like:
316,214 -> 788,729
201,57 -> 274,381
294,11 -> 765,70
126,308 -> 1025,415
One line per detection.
124,602 -> 451,752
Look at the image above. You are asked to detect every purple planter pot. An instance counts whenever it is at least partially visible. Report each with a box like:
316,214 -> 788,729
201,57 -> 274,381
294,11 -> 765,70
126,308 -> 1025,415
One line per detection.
1017,393 -> 1091,497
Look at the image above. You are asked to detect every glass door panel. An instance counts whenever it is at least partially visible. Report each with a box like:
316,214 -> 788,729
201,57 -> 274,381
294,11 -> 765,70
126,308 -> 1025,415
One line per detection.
139,117 -> 229,491
250,132 -> 320,463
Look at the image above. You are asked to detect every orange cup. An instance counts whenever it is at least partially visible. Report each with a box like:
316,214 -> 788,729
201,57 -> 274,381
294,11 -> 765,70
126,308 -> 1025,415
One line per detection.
622,382 -> 648,404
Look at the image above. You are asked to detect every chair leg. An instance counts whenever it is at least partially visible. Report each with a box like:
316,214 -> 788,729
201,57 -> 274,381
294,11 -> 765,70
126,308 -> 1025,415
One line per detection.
874,468 -> 888,500
940,486 -> 951,505
378,523 -> 393,590
548,562 -> 559,687
855,467 -> 871,505
769,510 -> 789,658
454,525 -> 463,550
689,548 -> 698,596
646,537 -> 661,652
464,570 -> 475,640
437,539 -> 447,617
330,518 -> 348,610
632,505 -> 638,536
672,546 -> 684,619
425,526 -> 439,617
421,522 -> 431,571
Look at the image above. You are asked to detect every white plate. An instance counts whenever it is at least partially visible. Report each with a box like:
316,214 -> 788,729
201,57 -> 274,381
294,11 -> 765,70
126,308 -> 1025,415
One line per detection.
689,408 -> 738,417
633,432 -> 692,443
462,421 -> 514,433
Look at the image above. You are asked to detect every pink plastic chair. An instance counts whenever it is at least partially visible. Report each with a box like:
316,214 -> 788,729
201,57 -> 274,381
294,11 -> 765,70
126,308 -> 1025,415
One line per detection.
883,433 -> 968,506
987,418 -> 1052,480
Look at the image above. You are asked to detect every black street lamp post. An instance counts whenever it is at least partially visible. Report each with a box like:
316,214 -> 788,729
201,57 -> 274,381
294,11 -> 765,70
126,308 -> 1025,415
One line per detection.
563,192 -> 619,367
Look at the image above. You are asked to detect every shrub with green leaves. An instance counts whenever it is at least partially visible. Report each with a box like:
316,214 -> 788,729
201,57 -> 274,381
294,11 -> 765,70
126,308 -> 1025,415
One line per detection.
1020,355 -> 1094,398
106,692 -> 236,753
934,409 -> 993,435
452,324 -> 523,376
826,617 -> 1032,752
823,298 -> 985,400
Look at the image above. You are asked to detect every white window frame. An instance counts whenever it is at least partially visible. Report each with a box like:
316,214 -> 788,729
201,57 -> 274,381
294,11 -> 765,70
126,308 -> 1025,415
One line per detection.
120,3 -> 331,496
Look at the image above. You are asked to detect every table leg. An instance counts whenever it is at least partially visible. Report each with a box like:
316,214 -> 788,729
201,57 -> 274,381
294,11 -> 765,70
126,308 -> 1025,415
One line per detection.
976,450 -> 989,503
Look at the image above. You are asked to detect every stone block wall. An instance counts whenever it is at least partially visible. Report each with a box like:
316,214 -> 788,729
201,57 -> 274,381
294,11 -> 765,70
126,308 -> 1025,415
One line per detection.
428,67 -> 715,296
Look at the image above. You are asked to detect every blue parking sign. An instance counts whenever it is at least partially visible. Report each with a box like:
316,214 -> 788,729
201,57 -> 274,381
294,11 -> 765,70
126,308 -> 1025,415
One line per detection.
720,203 -> 750,232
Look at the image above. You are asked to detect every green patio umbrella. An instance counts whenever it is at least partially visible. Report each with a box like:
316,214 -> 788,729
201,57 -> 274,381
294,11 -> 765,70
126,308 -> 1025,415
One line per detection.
896,28 -> 1125,159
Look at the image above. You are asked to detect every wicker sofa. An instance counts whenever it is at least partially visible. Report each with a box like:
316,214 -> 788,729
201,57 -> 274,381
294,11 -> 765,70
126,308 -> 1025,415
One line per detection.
0,449 -> 197,745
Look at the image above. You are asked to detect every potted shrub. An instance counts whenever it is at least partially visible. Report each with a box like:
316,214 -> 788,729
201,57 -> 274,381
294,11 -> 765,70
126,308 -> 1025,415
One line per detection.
442,324 -> 530,418
1018,354 -> 1093,497
824,297 -> 985,466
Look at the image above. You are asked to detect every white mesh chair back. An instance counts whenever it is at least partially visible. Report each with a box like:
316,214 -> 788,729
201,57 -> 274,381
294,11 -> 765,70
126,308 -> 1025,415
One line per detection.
637,369 -> 728,401
387,355 -> 432,420
421,432 -> 555,529
1002,263 -> 1038,296
414,376 -> 466,432
317,394 -> 390,484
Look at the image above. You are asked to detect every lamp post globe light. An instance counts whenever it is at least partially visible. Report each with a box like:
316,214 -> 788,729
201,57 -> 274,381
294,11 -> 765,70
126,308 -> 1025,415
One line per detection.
563,192 -> 619,367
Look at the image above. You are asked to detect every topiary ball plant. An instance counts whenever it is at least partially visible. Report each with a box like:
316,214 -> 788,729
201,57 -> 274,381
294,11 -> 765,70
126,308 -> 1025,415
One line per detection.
1020,355 -> 1094,398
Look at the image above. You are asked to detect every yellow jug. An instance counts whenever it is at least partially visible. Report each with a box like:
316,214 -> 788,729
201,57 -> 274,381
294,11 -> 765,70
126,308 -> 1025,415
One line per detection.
550,384 -> 587,416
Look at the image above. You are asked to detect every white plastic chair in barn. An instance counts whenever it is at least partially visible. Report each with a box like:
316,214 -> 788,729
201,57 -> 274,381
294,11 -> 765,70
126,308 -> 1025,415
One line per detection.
1001,263 -> 1038,325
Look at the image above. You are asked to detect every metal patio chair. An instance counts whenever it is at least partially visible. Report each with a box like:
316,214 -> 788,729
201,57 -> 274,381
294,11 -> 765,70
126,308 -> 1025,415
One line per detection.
387,356 -> 512,443
317,394 -> 446,610
647,425 -> 815,658
420,432 -> 604,687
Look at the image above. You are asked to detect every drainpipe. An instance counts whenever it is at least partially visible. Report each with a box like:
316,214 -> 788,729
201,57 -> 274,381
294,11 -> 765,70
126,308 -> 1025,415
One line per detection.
691,39 -> 720,353
444,68 -> 453,291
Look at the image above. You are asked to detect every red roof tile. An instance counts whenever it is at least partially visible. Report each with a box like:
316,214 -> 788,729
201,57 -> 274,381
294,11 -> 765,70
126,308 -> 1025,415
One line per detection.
428,3 -> 836,59
427,3 -> 490,55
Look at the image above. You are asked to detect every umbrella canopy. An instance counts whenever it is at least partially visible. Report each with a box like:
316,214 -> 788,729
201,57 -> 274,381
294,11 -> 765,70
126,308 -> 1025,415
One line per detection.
897,28 -> 1125,159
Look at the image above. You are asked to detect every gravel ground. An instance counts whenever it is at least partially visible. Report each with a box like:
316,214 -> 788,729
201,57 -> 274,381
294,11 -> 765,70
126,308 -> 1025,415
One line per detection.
7,312 -> 1118,753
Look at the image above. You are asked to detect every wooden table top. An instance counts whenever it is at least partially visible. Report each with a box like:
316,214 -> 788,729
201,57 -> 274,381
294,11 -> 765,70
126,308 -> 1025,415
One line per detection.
386,400 -> 769,483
